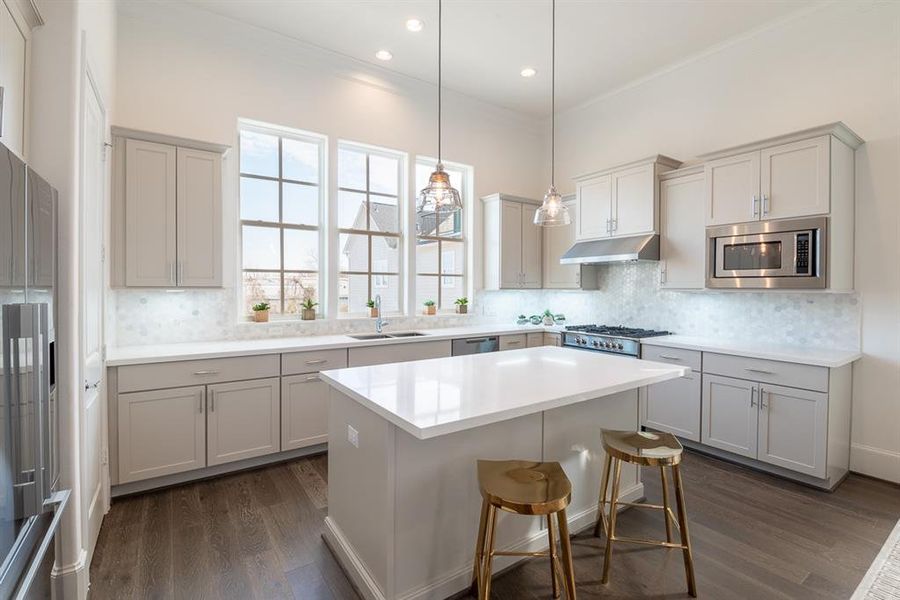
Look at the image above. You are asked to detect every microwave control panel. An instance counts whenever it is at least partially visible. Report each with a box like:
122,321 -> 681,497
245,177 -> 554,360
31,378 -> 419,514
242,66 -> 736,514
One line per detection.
795,233 -> 811,274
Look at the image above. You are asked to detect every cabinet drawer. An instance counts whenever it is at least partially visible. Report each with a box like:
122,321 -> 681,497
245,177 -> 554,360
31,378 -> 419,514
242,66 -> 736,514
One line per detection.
499,334 -> 527,351
282,348 -> 348,375
703,352 -> 827,392
118,354 -> 280,393
641,345 -> 701,372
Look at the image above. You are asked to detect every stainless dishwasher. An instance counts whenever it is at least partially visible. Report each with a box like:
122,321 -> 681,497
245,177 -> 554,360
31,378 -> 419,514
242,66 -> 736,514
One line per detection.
451,336 -> 500,356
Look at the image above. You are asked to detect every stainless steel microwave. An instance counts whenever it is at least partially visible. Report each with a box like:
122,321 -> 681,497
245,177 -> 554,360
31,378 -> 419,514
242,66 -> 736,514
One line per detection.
706,216 -> 827,289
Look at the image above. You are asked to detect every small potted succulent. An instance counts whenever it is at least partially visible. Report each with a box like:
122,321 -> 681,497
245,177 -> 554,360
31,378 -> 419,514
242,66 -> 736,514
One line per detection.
542,309 -> 555,326
252,301 -> 271,323
300,298 -> 318,321
516,314 -> 529,325
423,299 -> 436,315
366,299 -> 379,318
454,297 -> 469,314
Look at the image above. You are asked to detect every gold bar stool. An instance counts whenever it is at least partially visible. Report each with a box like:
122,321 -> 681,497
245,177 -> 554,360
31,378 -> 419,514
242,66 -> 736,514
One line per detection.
593,429 -> 697,597
471,460 -> 577,599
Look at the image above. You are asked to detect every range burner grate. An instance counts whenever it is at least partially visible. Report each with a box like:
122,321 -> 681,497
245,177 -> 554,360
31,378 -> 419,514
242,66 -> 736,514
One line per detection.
564,324 -> 671,339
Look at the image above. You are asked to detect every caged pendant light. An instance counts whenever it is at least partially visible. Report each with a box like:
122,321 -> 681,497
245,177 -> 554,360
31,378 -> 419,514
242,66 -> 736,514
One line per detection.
417,0 -> 463,215
534,0 -> 571,227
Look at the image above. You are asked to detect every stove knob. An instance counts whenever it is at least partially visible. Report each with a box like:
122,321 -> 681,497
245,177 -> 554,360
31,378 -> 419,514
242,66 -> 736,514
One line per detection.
592,340 -> 600,348
605,342 -> 613,349
617,343 -> 624,350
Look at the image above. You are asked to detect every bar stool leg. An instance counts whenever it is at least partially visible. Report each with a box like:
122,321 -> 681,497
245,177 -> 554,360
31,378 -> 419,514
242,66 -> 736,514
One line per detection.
593,453 -> 612,538
547,515 -> 560,598
556,508 -> 577,600
673,464 -> 697,598
481,505 -> 498,600
471,498 -> 489,597
601,458 -> 621,585
659,465 -> 673,544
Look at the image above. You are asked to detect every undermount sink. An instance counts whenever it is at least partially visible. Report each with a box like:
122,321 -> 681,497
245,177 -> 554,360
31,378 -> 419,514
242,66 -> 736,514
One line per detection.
388,332 -> 427,338
348,333 -> 393,340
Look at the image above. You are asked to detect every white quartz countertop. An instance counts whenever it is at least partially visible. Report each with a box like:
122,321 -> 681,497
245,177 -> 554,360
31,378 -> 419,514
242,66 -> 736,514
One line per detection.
642,335 -> 861,368
319,346 -> 689,440
106,323 -> 562,366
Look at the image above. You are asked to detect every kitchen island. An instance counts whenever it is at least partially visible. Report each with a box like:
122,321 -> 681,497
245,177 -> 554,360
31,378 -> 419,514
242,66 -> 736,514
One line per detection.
319,346 -> 688,600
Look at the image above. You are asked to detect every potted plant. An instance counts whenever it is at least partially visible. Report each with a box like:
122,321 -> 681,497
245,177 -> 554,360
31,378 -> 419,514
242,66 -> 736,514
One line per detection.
366,299 -> 379,318
542,309 -> 555,326
252,302 -> 270,323
454,297 -> 469,314
516,314 -> 529,325
423,299 -> 436,315
300,298 -> 318,321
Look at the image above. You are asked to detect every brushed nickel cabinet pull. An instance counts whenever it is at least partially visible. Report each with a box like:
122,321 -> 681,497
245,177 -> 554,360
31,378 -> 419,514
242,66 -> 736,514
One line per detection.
745,368 -> 774,375
303,375 -> 319,383
193,370 -> 220,376
304,359 -> 327,365
658,354 -> 682,361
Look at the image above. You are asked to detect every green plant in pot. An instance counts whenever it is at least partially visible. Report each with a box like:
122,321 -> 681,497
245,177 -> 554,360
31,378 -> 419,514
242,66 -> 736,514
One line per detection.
423,299 -> 436,315
300,298 -> 318,321
542,309 -> 555,326
252,302 -> 271,323
366,299 -> 379,318
454,297 -> 468,314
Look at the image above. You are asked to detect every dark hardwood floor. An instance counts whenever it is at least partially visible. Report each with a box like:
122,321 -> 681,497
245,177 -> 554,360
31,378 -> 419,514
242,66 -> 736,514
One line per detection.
89,451 -> 900,599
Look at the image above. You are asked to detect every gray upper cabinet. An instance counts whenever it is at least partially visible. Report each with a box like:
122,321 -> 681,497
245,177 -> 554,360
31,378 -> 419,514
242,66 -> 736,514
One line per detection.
482,194 -> 542,290
658,168 -> 705,289
113,128 -> 228,288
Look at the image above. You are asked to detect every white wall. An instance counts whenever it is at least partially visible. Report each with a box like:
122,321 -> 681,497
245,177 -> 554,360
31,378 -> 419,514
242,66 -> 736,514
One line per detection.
549,1 -> 900,483
28,0 -> 117,596
111,0 -> 544,342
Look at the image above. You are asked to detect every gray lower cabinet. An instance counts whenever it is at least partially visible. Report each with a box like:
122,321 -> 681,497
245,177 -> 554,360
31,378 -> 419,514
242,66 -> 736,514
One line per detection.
701,374 -> 759,458
757,383 -> 827,477
282,373 -> 329,451
118,385 -> 206,484
644,373 -> 701,442
207,378 -> 281,466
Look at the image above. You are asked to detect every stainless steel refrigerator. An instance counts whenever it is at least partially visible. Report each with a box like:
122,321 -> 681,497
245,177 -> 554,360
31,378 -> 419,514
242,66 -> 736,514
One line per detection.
0,143 -> 68,599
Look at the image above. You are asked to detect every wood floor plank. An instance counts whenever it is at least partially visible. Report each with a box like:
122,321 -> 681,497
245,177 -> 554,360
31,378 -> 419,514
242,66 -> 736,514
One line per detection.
89,451 -> 900,600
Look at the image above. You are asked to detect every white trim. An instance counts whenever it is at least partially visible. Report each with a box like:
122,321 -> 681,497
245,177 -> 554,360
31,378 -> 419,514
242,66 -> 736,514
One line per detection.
51,548 -> 89,600
324,483 -> 643,600
850,443 -> 900,485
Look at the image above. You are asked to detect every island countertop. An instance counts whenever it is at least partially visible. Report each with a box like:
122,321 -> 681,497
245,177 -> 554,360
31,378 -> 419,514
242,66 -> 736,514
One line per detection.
319,346 -> 689,440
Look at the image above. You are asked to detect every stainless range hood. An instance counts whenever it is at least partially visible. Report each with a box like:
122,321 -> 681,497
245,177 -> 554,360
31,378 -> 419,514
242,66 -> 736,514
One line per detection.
560,234 -> 660,264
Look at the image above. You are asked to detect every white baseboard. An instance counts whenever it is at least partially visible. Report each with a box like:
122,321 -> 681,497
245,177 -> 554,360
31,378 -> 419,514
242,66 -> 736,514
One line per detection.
323,483 -> 645,600
851,443 -> 900,484
51,548 -> 89,600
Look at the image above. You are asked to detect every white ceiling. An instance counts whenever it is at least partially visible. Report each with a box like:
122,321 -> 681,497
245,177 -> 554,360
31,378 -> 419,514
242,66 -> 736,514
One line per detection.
183,0 -> 817,117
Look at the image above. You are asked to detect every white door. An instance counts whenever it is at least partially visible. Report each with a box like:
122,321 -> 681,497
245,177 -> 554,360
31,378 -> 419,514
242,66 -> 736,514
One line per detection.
124,139 -> 176,286
176,147 -> 222,287
643,374 -> 702,442
760,136 -> 830,220
701,374 -> 759,458
576,174 -> 612,240
757,383 -> 827,477
611,163 -> 654,237
281,373 -> 328,451
499,200 -> 522,288
118,386 -> 206,483
659,172 -> 706,289
543,199 -> 579,289
704,151 -> 761,226
80,68 -> 107,559
207,378 -> 280,466
520,204 -> 542,288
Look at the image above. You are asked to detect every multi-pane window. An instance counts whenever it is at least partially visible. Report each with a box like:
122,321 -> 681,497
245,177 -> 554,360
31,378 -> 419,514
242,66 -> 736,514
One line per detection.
337,144 -> 403,316
415,160 -> 467,311
240,125 -> 324,315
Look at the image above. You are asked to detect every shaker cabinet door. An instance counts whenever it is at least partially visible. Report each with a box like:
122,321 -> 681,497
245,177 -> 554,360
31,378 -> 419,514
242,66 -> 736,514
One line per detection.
125,139 -> 177,286
207,378 -> 280,466
176,148 -> 222,287
118,386 -> 206,483
757,383 -> 827,477
576,175 -> 612,240
760,136 -> 830,220
499,200 -> 523,288
704,151 -> 760,226
644,374 -> 701,442
659,172 -> 705,289
701,374 -> 758,458
611,162 -> 654,237
543,199 -> 579,288
520,205 -> 542,288
282,373 -> 329,451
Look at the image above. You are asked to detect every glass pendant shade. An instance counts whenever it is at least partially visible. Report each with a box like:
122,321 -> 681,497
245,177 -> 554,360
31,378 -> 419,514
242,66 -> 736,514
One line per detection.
533,185 -> 570,226
418,162 -> 463,214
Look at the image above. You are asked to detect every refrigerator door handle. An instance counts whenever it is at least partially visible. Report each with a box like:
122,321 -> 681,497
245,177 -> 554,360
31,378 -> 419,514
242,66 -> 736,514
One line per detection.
12,490 -> 70,600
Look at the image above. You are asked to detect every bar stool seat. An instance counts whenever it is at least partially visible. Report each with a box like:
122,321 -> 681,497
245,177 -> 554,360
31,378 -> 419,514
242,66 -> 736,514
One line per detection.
472,460 -> 577,599
594,429 -> 697,597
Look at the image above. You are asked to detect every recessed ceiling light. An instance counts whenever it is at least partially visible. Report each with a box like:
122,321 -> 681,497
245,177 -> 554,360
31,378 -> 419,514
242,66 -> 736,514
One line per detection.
375,50 -> 393,61
520,67 -> 537,78
406,18 -> 424,32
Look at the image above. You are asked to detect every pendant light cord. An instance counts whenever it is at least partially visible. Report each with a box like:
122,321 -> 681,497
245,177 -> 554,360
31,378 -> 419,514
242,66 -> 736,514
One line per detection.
438,0 -> 442,164
551,0 -> 555,188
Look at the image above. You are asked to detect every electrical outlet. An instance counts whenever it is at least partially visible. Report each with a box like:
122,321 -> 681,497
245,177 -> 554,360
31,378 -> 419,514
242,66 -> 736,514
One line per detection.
347,425 -> 359,448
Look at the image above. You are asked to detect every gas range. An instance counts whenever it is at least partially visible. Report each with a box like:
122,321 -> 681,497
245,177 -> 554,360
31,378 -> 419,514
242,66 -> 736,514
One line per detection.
562,324 -> 671,357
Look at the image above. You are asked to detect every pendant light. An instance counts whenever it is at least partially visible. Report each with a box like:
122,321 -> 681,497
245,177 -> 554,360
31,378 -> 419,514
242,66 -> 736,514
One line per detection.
417,0 -> 463,215
534,0 -> 571,227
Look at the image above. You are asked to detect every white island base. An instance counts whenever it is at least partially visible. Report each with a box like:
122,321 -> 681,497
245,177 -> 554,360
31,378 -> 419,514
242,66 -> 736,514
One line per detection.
324,387 -> 643,600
